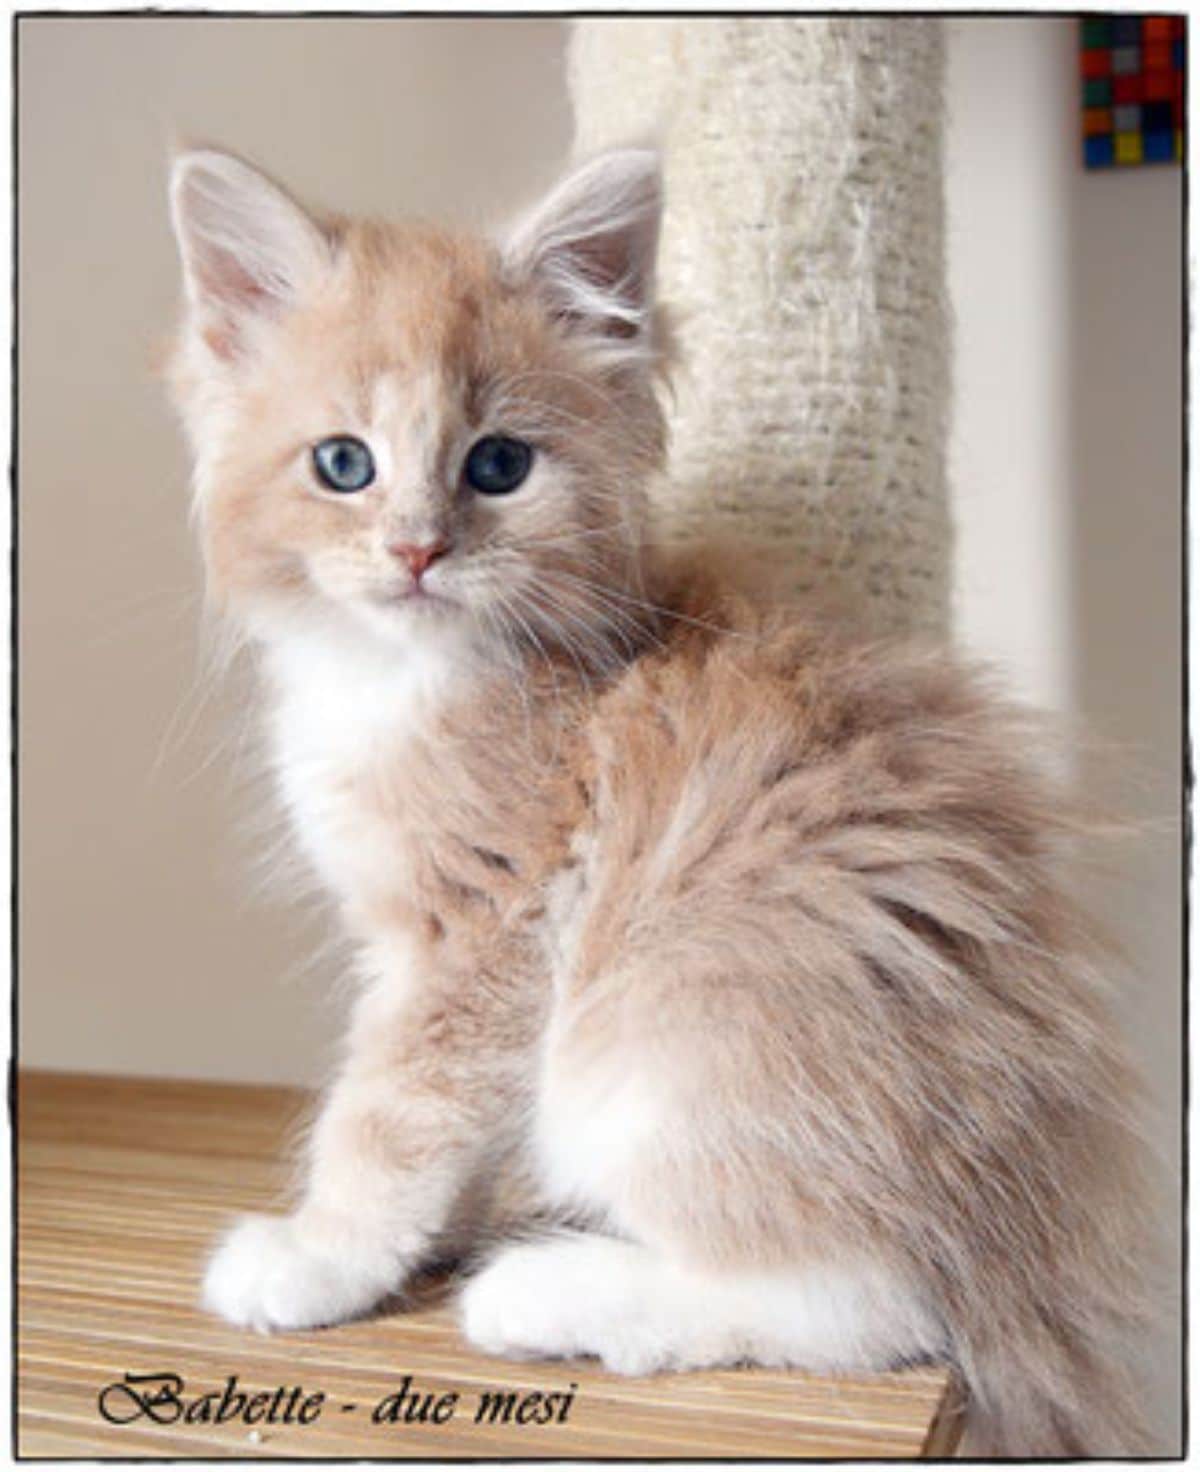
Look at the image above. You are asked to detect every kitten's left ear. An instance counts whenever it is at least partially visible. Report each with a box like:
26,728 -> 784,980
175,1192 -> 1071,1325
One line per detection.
169,148 -> 331,362
503,149 -> 662,344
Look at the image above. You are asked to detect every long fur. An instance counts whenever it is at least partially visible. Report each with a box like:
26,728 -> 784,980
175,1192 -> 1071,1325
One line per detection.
166,146 -> 1153,1456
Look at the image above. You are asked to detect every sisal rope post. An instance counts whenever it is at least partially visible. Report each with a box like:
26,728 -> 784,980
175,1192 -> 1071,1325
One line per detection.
569,18 -> 952,637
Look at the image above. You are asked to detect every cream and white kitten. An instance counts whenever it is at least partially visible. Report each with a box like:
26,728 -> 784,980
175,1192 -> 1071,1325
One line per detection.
167,146 -> 1151,1456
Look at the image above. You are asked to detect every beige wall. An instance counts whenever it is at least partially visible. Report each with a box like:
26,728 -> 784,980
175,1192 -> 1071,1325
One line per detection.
949,20 -> 1183,1094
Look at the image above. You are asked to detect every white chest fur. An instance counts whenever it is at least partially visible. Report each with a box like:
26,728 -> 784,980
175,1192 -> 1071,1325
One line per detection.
263,626 -> 466,903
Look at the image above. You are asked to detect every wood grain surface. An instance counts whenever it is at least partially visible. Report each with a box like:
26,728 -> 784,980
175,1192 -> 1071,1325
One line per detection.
17,1071 -> 964,1459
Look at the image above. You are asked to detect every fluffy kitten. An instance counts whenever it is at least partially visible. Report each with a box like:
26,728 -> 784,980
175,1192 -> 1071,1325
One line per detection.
167,146 -> 1151,1456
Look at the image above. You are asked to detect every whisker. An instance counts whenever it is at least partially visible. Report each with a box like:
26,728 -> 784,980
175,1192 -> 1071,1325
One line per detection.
552,568 -> 747,641
515,587 -> 600,696
523,579 -> 634,677
535,577 -> 649,666
471,600 -> 537,750
492,588 -> 564,712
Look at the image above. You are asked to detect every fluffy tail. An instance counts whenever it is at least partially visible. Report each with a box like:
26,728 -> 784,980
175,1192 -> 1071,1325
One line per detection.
952,1305 -> 1152,1456
933,1103 -> 1161,1457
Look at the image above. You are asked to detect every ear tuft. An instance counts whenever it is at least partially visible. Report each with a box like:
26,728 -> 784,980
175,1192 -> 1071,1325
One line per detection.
503,149 -> 662,350
169,148 -> 330,361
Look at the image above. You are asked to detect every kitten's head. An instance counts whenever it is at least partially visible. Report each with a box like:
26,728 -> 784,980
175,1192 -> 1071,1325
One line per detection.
167,147 -> 668,661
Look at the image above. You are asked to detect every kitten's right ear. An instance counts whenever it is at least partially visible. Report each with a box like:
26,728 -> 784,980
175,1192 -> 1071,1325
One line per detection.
502,148 -> 662,349
169,149 -> 330,362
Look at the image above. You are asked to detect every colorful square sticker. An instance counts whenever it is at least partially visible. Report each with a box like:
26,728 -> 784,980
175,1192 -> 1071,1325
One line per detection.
1081,15 -> 1185,168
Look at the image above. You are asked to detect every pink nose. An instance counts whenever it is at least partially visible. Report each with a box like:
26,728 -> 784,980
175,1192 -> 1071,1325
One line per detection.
388,539 -> 451,580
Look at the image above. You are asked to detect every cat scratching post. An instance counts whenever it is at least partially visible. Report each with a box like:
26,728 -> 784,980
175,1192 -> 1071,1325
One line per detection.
569,18 -> 952,636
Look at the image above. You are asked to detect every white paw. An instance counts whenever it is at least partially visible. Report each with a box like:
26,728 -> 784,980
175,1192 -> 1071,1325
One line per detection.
460,1243 -> 580,1361
202,1213 -> 398,1333
459,1237 -> 667,1374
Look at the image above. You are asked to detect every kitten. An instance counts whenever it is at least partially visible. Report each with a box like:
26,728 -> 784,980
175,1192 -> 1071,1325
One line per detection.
167,146 -> 1152,1456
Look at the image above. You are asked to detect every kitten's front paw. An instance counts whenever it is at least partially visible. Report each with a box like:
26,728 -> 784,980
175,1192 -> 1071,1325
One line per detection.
202,1213 -> 398,1333
460,1243 -> 580,1362
460,1239 -> 663,1374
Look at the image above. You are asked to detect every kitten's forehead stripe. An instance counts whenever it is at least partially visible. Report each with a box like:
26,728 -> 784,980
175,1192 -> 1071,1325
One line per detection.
370,369 -> 452,498
369,374 -> 406,439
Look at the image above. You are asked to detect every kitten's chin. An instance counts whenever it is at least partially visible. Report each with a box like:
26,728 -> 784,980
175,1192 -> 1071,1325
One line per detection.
350,589 -> 467,649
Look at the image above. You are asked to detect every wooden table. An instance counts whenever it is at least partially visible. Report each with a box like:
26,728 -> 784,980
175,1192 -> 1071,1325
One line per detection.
17,1072 -> 963,1458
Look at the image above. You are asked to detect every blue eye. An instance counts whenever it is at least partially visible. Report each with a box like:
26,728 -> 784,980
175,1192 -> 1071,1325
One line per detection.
464,436 -> 533,496
313,436 -> 375,493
